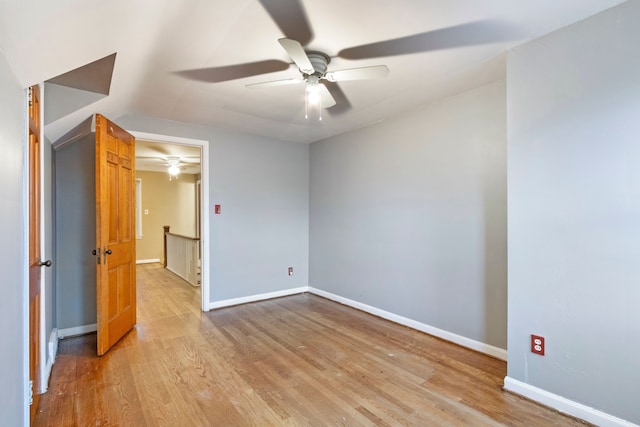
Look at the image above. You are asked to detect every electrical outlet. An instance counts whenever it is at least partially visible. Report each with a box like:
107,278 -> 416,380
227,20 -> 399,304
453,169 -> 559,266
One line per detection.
531,335 -> 545,355
288,267 -> 293,276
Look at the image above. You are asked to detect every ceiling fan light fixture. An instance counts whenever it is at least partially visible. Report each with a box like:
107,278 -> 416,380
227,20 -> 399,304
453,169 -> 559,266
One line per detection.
166,156 -> 181,179
305,75 -> 322,120
306,82 -> 321,106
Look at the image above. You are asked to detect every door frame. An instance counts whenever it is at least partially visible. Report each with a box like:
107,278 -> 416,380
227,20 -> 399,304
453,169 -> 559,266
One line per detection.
38,88 -> 49,394
129,131 -> 210,311
22,86 -> 29,427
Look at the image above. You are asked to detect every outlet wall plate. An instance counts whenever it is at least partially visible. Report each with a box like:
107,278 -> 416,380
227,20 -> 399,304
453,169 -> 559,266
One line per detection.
531,334 -> 545,355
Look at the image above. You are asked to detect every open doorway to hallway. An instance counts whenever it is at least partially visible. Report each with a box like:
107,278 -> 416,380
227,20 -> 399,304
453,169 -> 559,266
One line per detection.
132,135 -> 209,312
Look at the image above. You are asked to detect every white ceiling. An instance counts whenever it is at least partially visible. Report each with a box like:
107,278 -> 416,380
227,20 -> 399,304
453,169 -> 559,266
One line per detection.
0,0 -> 626,144
136,140 -> 201,174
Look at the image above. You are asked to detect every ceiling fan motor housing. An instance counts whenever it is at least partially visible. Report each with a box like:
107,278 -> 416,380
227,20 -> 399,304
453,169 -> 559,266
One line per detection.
305,52 -> 330,77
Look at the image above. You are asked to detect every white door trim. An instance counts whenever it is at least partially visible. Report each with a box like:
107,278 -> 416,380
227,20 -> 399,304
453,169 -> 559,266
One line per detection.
128,131 -> 210,312
38,82 -> 49,393
21,86 -> 31,427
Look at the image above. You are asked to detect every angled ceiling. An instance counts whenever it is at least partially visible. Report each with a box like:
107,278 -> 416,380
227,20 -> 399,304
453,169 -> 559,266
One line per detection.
0,0 -> 626,144
44,53 -> 116,126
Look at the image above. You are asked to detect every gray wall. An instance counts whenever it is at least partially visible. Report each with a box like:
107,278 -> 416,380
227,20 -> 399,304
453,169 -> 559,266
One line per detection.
116,115 -> 310,303
507,1 -> 640,423
0,50 -> 27,426
309,81 -> 508,348
54,134 -> 96,329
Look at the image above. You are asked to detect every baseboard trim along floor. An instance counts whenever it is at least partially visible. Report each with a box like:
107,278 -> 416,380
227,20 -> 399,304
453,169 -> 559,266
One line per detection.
207,287 -> 309,310
503,377 -> 637,427
57,323 -> 97,339
136,259 -> 160,264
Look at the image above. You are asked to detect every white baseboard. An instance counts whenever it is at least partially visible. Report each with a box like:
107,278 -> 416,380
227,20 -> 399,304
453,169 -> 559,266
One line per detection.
57,323 -> 97,339
136,258 -> 160,264
47,329 -> 58,366
307,287 -> 507,361
503,377 -> 638,427
207,287 -> 309,310
42,329 -> 58,393
165,266 -> 200,287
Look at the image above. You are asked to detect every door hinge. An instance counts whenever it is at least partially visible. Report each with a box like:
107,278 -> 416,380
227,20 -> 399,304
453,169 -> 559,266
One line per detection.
28,380 -> 33,405
28,87 -> 32,108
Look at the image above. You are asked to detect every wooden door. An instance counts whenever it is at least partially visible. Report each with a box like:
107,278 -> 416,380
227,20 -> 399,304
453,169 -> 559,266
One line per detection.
28,85 -> 42,422
95,114 -> 136,356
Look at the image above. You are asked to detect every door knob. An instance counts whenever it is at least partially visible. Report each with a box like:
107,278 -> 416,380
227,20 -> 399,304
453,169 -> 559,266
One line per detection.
40,260 -> 52,267
104,248 -> 113,255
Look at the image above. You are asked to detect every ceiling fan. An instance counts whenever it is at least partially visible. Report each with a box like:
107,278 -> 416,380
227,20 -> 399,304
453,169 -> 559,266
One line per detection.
136,154 -> 201,178
246,38 -> 389,119
165,156 -> 183,177
176,0 -> 517,116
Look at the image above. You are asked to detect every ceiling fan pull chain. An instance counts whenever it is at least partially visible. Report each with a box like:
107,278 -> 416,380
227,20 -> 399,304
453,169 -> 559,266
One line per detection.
305,88 -> 309,120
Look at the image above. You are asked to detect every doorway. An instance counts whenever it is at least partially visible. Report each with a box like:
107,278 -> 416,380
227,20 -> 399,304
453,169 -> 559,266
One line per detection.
129,131 -> 210,311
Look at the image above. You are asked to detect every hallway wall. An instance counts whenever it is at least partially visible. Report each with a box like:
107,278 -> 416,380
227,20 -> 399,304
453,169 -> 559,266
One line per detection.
135,170 -> 198,262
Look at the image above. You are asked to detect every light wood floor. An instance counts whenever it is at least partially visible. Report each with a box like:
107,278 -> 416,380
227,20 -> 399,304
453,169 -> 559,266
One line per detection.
34,263 -> 589,426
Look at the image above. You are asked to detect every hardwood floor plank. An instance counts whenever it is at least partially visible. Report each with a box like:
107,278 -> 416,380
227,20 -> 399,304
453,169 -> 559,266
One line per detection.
34,263 -> 591,426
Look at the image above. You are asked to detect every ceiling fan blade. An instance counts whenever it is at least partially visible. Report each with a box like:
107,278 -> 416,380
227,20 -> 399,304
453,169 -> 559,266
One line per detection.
246,78 -> 304,89
175,60 -> 290,83
135,156 -> 166,161
337,19 -> 519,60
258,0 -> 313,45
173,156 -> 201,164
324,82 -> 352,116
278,38 -> 314,74
325,65 -> 389,82
318,84 -> 336,108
